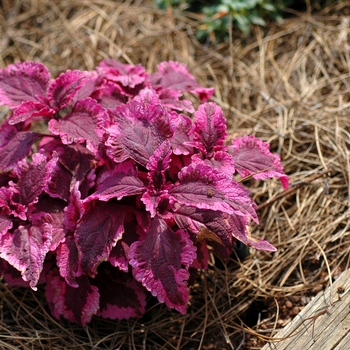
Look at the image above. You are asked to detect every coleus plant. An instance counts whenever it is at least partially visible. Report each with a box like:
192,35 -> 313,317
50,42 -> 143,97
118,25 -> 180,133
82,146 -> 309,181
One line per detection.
0,59 -> 288,325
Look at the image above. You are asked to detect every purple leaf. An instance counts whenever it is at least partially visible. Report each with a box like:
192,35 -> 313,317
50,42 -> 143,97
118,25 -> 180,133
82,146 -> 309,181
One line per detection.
105,100 -> 174,166
64,183 -> 84,233
148,61 -> 214,102
129,216 -> 196,313
0,215 -> 12,236
48,98 -> 109,149
28,196 -> 66,251
46,161 -> 72,201
0,123 -> 17,148
12,152 -> 58,206
93,265 -> 146,319
45,269 -> 99,326
87,161 -> 145,202
47,70 -> 96,109
191,241 -> 209,270
157,88 -> 194,113
191,151 -> 235,176
230,135 -> 289,189
56,236 -> 81,287
174,205 -> 276,252
169,163 -> 258,222
170,113 -> 195,155
0,130 -> 40,171
191,102 -> 227,155
0,61 -> 50,108
0,257 -> 53,287
108,240 -> 130,272
8,101 -> 55,125
75,201 -> 125,276
0,186 -> 27,220
98,59 -> 147,89
146,141 -> 172,191
0,224 -> 52,290
173,206 -> 233,248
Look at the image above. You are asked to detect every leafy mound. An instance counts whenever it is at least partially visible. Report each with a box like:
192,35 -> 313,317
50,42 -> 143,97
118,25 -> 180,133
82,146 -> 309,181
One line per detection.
0,60 -> 288,325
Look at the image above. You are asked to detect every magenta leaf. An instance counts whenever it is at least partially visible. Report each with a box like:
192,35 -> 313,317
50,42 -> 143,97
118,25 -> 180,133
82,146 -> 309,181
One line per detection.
170,113 -> 195,155
0,223 -> 52,290
191,102 -> 227,155
0,61 -> 50,108
48,97 -> 109,149
63,183 -> 84,233
47,70 -> 96,109
174,205 -> 276,253
75,201 -> 125,276
98,59 -> 147,89
148,61 -> 214,102
191,151 -> 235,176
0,215 -> 12,236
146,141 -> 172,191
0,186 -> 27,220
46,161 -> 72,201
93,265 -> 146,319
105,100 -> 174,166
9,101 -> 55,125
173,206 -> 233,248
56,236 -> 81,287
109,240 -> 130,272
87,161 -> 145,202
45,269 -> 99,326
191,241 -> 209,270
28,196 -> 66,251
129,216 -> 196,313
12,152 -> 58,206
169,163 -> 258,222
230,135 -> 289,189
0,130 -> 40,171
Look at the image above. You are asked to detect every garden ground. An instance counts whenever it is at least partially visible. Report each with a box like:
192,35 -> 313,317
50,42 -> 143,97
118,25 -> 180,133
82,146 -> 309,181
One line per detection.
0,1 -> 350,349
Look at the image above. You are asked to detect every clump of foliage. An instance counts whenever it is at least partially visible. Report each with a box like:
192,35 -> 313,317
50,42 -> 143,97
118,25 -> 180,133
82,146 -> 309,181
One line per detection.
0,60 -> 288,325
155,0 -> 291,42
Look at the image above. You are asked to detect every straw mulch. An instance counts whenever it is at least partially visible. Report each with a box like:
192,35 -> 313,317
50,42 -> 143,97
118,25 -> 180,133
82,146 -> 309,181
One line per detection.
0,1 -> 350,349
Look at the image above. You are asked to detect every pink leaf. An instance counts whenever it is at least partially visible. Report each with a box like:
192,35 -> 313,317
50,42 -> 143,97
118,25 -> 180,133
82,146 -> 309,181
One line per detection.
47,70 -> 96,109
13,151 -> 58,206
108,240 -> 130,272
64,183 -> 84,233
169,163 -> 258,222
45,269 -> 99,326
170,113 -> 195,155
106,100 -> 174,166
174,205 -> 276,253
0,215 -> 12,236
191,151 -> 235,176
191,102 -> 227,155
129,216 -> 196,313
230,135 -> 289,189
191,241 -> 210,270
8,101 -> 55,125
148,61 -> 214,102
98,59 -> 147,89
0,186 -> 27,220
93,265 -> 146,319
27,196 -> 66,251
0,224 -> 52,290
0,61 -> 50,108
75,201 -> 125,276
48,98 -> 109,150
146,141 -> 172,191
56,236 -> 81,287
